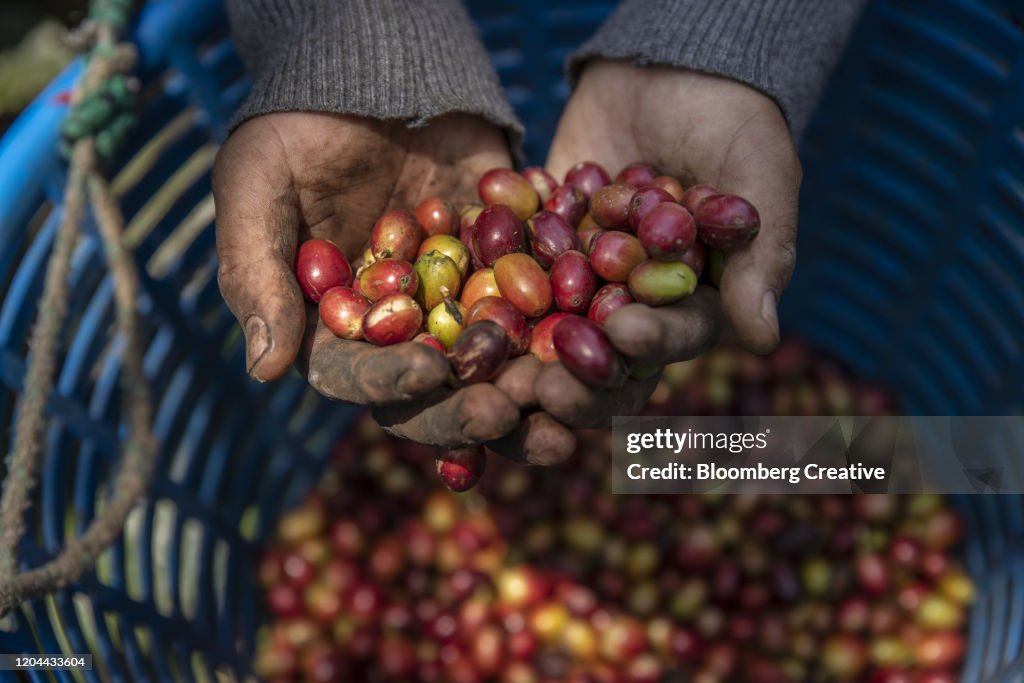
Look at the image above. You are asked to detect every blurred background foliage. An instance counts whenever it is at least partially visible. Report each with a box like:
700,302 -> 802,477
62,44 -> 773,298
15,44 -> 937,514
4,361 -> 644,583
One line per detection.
0,0 -> 86,132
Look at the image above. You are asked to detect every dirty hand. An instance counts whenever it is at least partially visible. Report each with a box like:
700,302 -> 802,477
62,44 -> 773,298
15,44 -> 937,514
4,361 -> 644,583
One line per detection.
539,60 -> 802,427
215,112 -> 575,462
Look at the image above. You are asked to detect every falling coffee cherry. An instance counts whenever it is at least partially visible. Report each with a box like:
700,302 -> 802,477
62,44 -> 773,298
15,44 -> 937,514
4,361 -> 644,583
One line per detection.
435,446 -> 486,492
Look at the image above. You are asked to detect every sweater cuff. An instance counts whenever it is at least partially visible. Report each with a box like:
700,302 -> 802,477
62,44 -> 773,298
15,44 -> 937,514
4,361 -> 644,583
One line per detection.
568,0 -> 867,140
225,0 -> 523,149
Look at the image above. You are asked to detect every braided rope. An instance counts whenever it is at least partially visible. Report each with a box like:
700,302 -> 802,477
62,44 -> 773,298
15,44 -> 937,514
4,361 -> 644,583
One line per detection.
0,0 -> 155,613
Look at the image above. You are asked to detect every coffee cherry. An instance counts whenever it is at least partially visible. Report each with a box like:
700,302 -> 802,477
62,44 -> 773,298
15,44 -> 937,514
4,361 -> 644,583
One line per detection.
589,231 -> 646,283
680,183 -> 720,213
473,205 -> 526,266
448,321 -> 510,385
415,251 -> 463,311
694,194 -> 761,250
275,617 -> 320,650
327,519 -> 364,557
413,332 -> 446,353
254,641 -> 297,679
277,503 -> 325,544
870,669 -> 916,683
937,569 -> 975,605
679,239 -> 706,277
460,268 -> 500,309
544,184 -> 587,227
650,175 -> 684,201
522,166 -> 558,203
628,261 -> 697,306
837,595 -> 870,632
468,296 -> 530,357
472,624 -> 506,675
304,581 -> 345,625
319,286 -> 369,339
497,566 -> 547,608
888,536 -> 921,568
921,509 -> 963,549
527,211 -> 580,269
494,253 -> 553,318
415,196 -> 459,237
919,673 -> 958,683
638,202 -> 697,260
371,209 -> 424,261
418,235 -> 471,277
347,581 -> 384,621
855,553 -> 889,595
591,184 -> 637,230
295,239 -> 352,303
914,594 -> 964,630
377,636 -> 417,677
577,223 -> 605,256
460,206 -> 486,270
550,250 -> 598,314
363,293 -> 423,345
615,162 -> 658,188
872,638 -> 915,673
627,186 -> 676,233
436,446 -> 486,492
278,552 -> 313,589
599,615 -> 647,663
478,168 -> 540,220
528,313 -> 573,364
359,258 -> 419,302
588,284 -> 634,325
564,161 -> 611,198
822,635 -> 868,679
914,631 -> 964,669
553,316 -> 629,389
267,583 -> 303,618
427,298 -> 467,350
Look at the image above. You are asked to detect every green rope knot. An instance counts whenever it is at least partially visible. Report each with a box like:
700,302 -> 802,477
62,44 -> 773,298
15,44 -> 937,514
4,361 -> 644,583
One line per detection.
60,75 -> 138,162
59,0 -> 138,163
89,0 -> 133,30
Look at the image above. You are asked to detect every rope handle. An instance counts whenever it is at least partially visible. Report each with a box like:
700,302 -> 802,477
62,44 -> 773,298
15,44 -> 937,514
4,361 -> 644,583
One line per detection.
0,0 -> 156,615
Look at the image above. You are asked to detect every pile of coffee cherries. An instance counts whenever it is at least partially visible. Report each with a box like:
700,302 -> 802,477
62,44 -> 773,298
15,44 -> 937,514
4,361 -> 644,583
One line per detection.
294,161 -> 759,393
254,343 -> 973,683
645,338 -> 898,418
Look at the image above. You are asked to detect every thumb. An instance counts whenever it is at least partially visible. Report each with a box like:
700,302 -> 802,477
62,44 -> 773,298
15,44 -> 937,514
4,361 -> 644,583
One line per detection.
717,138 -> 802,355
213,125 -> 305,381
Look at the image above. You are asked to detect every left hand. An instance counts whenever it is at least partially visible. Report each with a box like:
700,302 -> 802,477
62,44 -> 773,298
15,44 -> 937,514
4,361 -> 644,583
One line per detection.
538,59 -> 802,426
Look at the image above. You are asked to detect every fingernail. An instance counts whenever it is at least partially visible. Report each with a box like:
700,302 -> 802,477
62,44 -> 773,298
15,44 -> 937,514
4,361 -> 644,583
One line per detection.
760,291 -> 779,341
244,315 -> 270,380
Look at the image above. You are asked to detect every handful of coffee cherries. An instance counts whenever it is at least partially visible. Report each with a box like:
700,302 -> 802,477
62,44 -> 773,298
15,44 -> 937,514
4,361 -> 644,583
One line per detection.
293,161 -> 761,489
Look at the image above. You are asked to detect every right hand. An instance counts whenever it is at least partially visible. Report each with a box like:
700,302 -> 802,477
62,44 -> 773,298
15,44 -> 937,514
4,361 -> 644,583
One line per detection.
214,112 -> 576,462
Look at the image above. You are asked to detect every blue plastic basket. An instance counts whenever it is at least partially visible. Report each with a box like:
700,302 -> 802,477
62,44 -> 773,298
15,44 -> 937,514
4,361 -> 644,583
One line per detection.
0,0 -> 1021,681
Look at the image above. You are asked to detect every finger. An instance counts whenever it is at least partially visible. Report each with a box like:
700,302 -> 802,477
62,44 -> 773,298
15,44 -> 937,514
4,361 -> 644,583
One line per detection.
535,362 -> 661,429
373,383 -> 520,447
602,286 -> 724,365
486,412 -> 577,466
214,120 -> 304,382
299,318 -> 450,404
716,130 -> 802,354
493,356 -> 543,410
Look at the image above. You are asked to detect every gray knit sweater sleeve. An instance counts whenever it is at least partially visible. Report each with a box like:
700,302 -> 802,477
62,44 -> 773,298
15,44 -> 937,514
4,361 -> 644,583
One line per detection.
225,0 -> 523,143
569,0 -> 868,139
